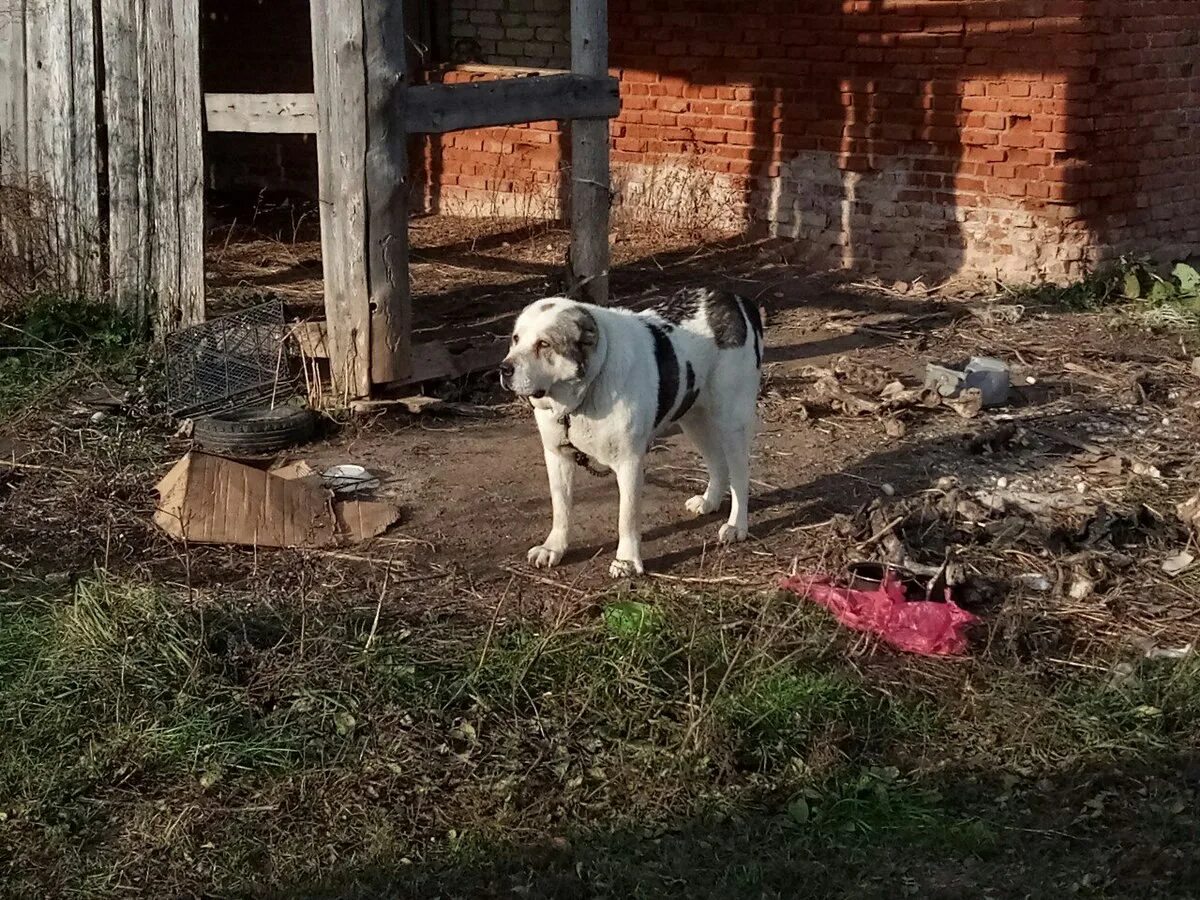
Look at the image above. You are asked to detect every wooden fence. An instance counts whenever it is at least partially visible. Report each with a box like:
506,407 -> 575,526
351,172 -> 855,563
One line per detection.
0,0 -> 202,330
0,0 -> 615,400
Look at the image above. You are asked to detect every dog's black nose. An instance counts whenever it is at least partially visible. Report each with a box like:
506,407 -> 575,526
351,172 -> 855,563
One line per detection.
498,361 -> 514,379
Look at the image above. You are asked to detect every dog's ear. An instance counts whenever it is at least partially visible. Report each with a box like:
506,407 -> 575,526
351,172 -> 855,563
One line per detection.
572,306 -> 598,351
545,305 -> 598,373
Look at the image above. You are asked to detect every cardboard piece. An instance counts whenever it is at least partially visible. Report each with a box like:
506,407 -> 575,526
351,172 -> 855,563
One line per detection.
154,452 -> 399,548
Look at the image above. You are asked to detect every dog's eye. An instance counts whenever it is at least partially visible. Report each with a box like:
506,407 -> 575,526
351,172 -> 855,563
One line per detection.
533,339 -> 549,354
511,334 -> 519,345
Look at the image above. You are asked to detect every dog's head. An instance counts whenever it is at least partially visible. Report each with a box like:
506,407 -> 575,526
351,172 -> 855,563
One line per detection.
499,298 -> 599,405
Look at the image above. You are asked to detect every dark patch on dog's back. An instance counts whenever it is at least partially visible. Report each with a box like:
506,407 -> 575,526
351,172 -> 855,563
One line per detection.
647,323 -> 679,427
739,295 -> 764,367
649,287 -> 705,326
705,290 -> 748,348
672,361 -> 699,421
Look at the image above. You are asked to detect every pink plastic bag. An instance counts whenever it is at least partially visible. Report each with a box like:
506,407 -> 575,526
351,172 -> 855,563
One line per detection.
779,570 -> 979,656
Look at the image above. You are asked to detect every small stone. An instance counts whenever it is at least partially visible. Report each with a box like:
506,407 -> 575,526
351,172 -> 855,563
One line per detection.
1076,481 -> 1088,493
1191,356 -> 1200,377
881,483 -> 896,497
89,411 -> 106,424
996,476 -> 1009,489
1025,376 -> 1037,385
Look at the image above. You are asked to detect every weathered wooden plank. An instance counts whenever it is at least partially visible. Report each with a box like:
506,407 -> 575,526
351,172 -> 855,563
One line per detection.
24,0 -> 72,284
68,0 -> 100,293
173,0 -> 204,327
101,0 -> 149,318
310,0 -> 372,399
406,337 -> 507,385
0,0 -> 28,265
568,0 -> 612,306
363,0 -> 411,385
404,74 -> 619,134
146,0 -> 181,333
204,93 -> 318,134
0,1 -> 28,178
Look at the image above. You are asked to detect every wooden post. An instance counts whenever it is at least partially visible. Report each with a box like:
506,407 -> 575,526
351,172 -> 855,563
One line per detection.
311,0 -> 411,398
363,0 -> 412,386
568,0 -> 610,306
310,0 -> 371,399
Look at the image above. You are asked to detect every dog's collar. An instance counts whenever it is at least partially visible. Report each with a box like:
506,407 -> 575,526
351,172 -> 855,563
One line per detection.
557,412 -> 609,478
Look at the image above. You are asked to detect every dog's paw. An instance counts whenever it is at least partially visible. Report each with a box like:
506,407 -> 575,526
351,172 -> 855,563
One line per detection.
685,494 -> 719,516
608,558 -> 645,579
717,522 -> 748,544
527,544 -> 564,568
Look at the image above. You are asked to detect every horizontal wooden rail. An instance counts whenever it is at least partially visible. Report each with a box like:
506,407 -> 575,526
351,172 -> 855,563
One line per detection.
204,93 -> 317,133
403,73 -> 619,133
204,76 -> 619,138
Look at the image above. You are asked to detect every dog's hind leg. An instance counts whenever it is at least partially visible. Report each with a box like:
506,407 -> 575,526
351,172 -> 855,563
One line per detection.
680,410 -> 728,516
609,455 -> 646,578
716,420 -> 752,543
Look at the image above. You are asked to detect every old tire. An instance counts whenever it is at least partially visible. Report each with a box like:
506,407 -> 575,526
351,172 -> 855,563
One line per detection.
193,405 -> 316,455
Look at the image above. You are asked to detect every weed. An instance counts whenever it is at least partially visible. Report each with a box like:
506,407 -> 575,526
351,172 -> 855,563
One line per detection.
1004,266 -> 1127,311
1007,257 -> 1200,332
0,294 -> 141,418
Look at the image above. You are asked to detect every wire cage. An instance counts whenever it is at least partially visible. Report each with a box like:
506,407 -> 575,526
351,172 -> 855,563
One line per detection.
163,299 -> 298,417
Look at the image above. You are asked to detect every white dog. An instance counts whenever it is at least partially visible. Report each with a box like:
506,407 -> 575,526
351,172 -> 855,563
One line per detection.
498,287 -> 763,578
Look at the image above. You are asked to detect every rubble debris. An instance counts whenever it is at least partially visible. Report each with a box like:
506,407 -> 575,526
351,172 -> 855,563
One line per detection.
925,356 -> 1010,407
969,304 -> 1025,326
966,423 -> 1021,455
1161,551 -> 1196,577
1016,573 -> 1052,592
945,387 -> 985,419
1176,490 -> 1200,538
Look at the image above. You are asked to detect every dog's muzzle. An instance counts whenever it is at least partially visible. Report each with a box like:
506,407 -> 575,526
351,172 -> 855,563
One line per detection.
497,362 -> 547,399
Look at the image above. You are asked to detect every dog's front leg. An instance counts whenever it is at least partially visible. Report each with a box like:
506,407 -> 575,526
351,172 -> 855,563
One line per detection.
528,417 -> 575,568
609,455 -> 646,578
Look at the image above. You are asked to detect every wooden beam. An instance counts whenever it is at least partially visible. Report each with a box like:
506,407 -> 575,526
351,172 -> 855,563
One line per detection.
404,73 -> 619,134
204,92 -> 317,133
363,0 -> 412,385
567,0 -> 612,306
284,321 -> 506,388
310,0 -> 372,399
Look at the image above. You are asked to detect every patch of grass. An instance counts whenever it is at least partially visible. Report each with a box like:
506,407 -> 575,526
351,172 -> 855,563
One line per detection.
0,577 -> 311,814
4,573 -> 1200,897
1059,656 -> 1200,747
0,293 -> 141,418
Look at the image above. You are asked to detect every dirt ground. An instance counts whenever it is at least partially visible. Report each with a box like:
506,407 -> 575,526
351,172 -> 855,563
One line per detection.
7,215 -> 1200,630
4,216 -> 1200,898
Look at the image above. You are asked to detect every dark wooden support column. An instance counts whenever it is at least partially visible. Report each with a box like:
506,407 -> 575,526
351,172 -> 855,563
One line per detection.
568,0 -> 611,306
364,0 -> 412,385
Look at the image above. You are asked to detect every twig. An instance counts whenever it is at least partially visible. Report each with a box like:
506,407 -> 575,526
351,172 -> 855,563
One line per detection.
363,555 -> 394,653
0,458 -> 88,476
474,576 -> 514,674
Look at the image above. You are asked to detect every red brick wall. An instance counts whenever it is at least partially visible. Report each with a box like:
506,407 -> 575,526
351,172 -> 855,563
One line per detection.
1083,0 -> 1200,263
430,0 -> 1200,282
